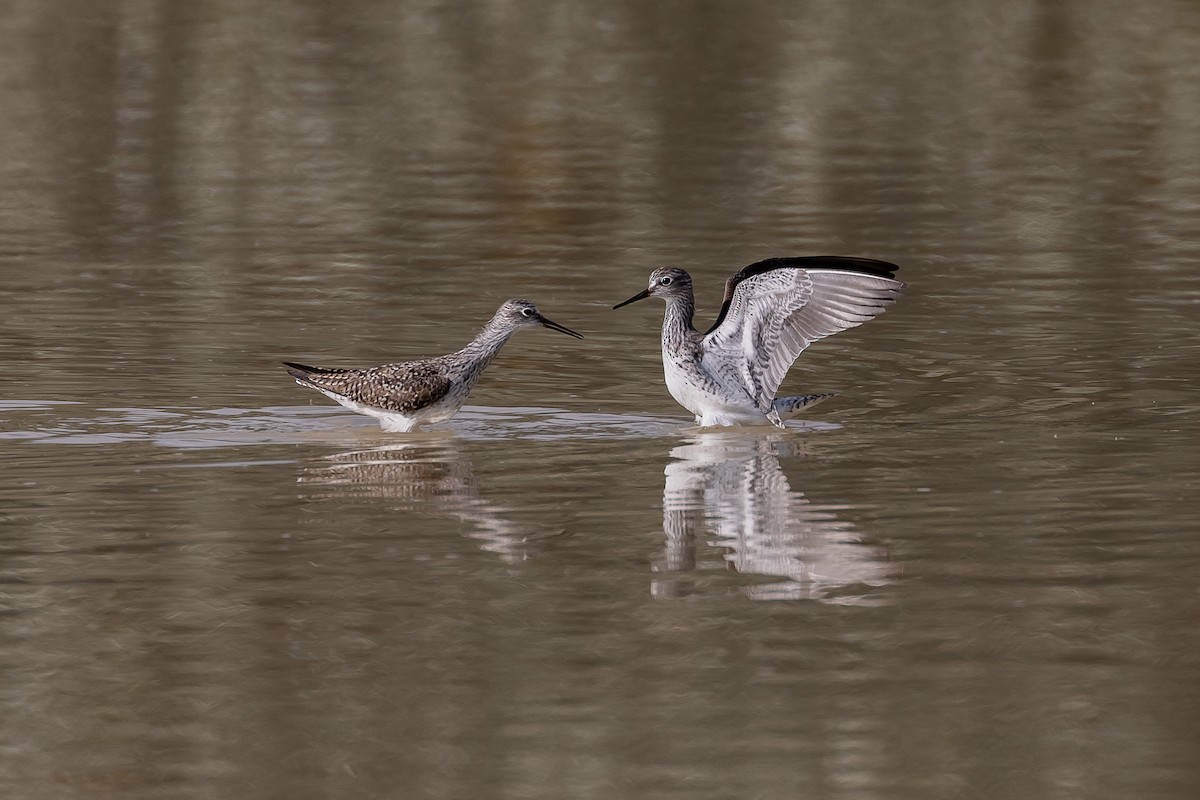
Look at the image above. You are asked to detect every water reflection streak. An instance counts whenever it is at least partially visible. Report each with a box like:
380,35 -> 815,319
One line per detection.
297,439 -> 554,563
658,432 -> 896,602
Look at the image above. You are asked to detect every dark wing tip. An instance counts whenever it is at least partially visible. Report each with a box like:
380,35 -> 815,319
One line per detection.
738,256 -> 900,280
284,361 -> 353,381
703,256 -> 902,336
283,361 -> 317,381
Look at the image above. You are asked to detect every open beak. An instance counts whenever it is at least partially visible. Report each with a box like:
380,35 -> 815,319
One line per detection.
538,315 -> 584,339
613,288 -> 652,310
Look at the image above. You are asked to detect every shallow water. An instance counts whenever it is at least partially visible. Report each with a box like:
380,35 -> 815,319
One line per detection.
3,2 -> 1200,799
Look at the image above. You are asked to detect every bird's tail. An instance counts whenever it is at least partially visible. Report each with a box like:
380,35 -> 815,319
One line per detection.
283,361 -> 356,391
283,361 -> 352,378
772,393 -> 835,418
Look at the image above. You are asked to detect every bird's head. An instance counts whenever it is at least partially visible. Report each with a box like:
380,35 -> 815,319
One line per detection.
613,267 -> 692,309
498,299 -> 584,338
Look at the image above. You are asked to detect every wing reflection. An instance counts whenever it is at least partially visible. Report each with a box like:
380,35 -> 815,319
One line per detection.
656,433 -> 896,602
296,440 -> 552,562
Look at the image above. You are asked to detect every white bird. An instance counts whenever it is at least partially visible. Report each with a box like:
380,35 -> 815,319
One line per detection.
285,299 -> 583,432
613,257 -> 906,427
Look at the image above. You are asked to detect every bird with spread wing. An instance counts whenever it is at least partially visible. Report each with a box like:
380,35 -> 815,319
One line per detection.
613,257 -> 906,427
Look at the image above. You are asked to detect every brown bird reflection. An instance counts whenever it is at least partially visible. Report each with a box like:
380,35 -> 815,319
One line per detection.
655,433 -> 896,602
296,439 -> 558,562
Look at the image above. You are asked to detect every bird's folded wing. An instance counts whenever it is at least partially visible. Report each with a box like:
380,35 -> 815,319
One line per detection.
302,362 -> 452,413
701,268 -> 905,413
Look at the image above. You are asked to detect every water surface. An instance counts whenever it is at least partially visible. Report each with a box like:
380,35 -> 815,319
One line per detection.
2,2 -> 1200,798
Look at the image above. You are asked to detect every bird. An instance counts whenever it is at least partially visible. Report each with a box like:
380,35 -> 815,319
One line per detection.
613,256 -> 906,428
284,298 -> 583,432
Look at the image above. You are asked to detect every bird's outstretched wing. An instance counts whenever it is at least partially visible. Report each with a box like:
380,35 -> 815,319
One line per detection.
700,258 -> 906,414
284,360 -> 452,413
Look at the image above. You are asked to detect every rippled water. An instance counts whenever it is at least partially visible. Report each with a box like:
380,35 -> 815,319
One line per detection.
3,2 -> 1200,798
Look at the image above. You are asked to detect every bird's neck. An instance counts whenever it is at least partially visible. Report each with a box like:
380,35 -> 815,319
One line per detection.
661,294 -> 698,347
458,316 -> 518,367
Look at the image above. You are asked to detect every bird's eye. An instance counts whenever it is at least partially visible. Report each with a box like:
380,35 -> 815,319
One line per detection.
660,276 -> 673,286
521,307 -> 535,317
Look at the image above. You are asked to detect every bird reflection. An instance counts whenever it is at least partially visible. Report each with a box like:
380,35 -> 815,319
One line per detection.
296,439 -> 552,562
656,432 -> 895,602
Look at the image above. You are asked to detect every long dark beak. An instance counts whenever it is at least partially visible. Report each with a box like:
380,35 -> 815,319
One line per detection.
613,288 -> 652,310
538,315 -> 584,339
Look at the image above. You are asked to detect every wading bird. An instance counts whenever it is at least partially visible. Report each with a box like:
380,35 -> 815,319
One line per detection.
285,299 -> 583,432
613,257 -> 905,428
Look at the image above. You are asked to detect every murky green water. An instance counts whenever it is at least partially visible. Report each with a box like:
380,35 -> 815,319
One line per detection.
3,2 -> 1200,798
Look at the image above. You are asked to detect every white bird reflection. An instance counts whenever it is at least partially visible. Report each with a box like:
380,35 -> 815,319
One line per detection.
296,439 -> 556,562
656,432 -> 896,602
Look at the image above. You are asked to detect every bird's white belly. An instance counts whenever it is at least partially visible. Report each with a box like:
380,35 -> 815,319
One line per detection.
319,388 -> 457,432
662,353 -> 769,427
